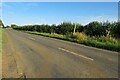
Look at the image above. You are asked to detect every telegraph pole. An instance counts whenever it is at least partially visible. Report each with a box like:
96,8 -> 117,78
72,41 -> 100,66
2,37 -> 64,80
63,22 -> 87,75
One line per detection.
73,23 -> 76,34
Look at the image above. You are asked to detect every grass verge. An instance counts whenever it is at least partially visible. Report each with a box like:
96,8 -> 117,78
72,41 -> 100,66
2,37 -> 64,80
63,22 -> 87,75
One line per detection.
23,31 -> 120,52
0,28 -> 2,78
0,29 -> 2,53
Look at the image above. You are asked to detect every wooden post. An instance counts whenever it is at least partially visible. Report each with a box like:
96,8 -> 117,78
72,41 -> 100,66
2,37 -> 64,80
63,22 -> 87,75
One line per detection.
73,23 -> 76,34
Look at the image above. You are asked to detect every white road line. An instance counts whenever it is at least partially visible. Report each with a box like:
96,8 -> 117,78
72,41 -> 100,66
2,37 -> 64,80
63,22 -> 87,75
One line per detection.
58,47 -> 94,61
28,37 -> 35,40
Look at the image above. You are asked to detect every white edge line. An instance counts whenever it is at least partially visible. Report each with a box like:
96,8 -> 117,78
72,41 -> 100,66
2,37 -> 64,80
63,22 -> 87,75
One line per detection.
58,47 -> 94,61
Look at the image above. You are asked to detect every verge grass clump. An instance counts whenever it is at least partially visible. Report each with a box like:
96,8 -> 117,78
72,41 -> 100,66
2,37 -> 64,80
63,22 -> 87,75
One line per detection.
91,36 -> 118,44
72,32 -> 88,41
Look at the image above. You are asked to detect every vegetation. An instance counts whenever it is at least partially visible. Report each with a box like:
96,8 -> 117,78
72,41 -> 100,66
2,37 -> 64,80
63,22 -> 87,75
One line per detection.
0,19 -> 4,28
0,31 -> 1,49
11,21 -> 120,52
0,20 -> 3,53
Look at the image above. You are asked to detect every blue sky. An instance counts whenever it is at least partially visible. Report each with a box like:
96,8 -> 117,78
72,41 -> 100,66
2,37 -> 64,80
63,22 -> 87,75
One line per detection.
2,0 -> 119,2
2,2 -> 118,26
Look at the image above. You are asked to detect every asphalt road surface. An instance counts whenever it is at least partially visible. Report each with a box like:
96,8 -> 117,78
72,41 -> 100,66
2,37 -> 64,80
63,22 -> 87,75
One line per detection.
2,29 -> 119,78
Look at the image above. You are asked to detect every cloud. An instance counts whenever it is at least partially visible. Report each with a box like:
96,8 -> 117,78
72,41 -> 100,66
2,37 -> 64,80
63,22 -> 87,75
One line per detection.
52,15 -> 117,25
74,15 -> 117,25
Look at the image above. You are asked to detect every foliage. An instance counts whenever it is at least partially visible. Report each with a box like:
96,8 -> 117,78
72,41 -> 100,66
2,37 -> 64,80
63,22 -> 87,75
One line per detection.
0,20 -> 4,28
110,22 -> 120,38
73,32 -> 88,41
84,21 -> 110,36
91,36 -> 118,44
12,22 -> 84,35
11,24 -> 18,28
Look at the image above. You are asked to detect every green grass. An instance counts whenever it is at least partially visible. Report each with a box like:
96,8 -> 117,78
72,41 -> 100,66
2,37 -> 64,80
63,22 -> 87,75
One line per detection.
78,39 -> 120,52
25,31 -> 67,40
24,31 -> 120,52
0,29 -> 2,53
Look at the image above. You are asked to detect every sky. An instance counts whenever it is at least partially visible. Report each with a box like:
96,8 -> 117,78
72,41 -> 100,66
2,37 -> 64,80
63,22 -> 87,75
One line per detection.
1,2 -> 118,26
2,0 -> 120,2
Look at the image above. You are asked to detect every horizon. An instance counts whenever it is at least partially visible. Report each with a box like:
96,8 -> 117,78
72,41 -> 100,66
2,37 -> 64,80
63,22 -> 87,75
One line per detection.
2,2 -> 118,26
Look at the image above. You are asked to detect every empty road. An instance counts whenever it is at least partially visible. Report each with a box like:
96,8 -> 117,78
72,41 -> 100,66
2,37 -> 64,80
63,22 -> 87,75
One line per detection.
2,29 -> 119,78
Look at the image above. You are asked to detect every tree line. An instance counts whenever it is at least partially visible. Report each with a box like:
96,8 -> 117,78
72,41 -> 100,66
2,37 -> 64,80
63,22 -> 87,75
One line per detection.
11,21 -> 120,38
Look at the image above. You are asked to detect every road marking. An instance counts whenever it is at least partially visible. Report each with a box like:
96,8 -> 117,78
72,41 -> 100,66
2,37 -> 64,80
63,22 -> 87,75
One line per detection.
58,47 -> 94,61
28,37 -> 35,40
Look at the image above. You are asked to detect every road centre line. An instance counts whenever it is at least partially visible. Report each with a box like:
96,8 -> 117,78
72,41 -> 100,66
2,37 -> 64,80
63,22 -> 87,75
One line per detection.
58,47 -> 94,61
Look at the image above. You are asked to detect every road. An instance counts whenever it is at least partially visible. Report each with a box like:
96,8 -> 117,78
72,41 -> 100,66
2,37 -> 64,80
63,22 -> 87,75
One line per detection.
2,29 -> 119,78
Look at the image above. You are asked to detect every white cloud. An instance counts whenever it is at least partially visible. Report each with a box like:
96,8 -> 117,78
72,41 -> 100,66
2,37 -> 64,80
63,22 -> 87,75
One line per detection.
51,15 -> 117,25
74,16 -> 117,25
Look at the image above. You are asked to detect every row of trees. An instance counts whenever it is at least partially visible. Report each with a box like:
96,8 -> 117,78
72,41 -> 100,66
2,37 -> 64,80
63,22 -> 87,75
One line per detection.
11,21 -> 120,38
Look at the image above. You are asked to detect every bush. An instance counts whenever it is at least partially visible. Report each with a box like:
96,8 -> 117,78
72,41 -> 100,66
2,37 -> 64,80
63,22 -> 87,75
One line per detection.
78,39 -> 120,52
91,36 -> 118,44
73,32 -> 88,41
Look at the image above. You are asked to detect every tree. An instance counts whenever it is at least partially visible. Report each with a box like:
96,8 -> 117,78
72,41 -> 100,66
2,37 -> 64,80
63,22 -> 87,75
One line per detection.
11,24 -> 18,28
101,21 -> 112,37
110,22 -> 120,38
0,19 -> 4,28
84,21 -> 104,36
56,22 -> 74,35
75,23 -> 84,32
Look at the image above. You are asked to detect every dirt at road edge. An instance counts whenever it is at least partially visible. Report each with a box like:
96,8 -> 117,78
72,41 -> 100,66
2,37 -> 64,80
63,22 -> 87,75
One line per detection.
2,30 -> 25,78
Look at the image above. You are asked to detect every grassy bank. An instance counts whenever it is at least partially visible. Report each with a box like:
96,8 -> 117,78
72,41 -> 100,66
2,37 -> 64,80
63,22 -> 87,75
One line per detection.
0,29 -> 2,53
0,29 -> 2,78
25,31 -> 120,52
